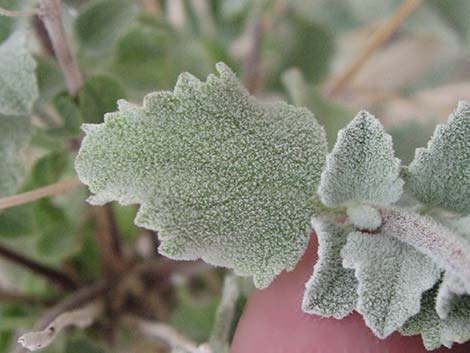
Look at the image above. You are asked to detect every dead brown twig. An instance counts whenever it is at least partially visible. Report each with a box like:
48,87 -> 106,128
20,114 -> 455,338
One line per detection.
326,0 -> 423,97
0,243 -> 78,290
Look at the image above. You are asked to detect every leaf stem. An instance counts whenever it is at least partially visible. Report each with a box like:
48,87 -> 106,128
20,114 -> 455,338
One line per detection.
0,177 -> 82,211
326,0 -> 423,96
37,0 -> 84,96
0,243 -> 78,290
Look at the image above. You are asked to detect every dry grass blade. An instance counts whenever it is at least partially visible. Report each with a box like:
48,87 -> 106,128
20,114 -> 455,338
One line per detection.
326,0 -> 423,96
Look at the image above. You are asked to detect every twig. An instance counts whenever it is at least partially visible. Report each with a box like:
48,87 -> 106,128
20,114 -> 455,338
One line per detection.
0,289 -> 57,306
93,204 -> 126,277
0,243 -> 78,290
242,17 -> 264,94
18,300 -> 104,351
166,0 -> 186,31
0,6 -> 37,17
326,0 -> 423,96
33,15 -> 55,56
139,0 -> 160,15
209,274 -> 240,353
191,0 -> 216,37
14,281 -> 107,353
37,0 -> 84,96
0,177 -> 82,211
124,316 -> 210,353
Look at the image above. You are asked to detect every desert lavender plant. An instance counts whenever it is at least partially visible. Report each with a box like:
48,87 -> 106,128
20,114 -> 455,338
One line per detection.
76,63 -> 470,351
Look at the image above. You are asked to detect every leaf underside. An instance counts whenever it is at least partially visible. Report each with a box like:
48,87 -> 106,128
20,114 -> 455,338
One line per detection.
342,231 -> 440,338
75,63 -> 328,288
302,217 -> 358,319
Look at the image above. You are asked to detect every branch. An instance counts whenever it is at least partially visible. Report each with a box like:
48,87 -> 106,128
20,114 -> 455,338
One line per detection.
0,243 -> 78,290
326,0 -> 423,96
139,0 -> 160,15
0,177 -> 82,211
124,316 -> 211,353
14,281 -> 107,353
37,0 -> 84,96
0,6 -> 37,17
380,207 -> 470,289
93,204 -> 126,277
209,274 -> 240,353
18,300 -> 104,351
242,17 -> 264,94
0,289 -> 57,306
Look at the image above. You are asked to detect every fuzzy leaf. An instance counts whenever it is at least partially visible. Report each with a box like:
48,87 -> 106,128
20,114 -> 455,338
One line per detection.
346,204 -> 382,231
406,101 -> 470,215
302,217 -> 357,319
75,63 -> 327,288
435,272 -> 468,319
0,114 -> 31,197
341,231 -> 440,338
318,111 -> 403,207
401,285 -> 470,350
0,31 -> 38,115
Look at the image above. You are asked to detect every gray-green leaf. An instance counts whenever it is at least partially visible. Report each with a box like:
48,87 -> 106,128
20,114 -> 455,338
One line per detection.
0,31 -> 38,115
341,231 -> 440,338
318,111 -> 403,207
74,0 -> 137,53
75,63 -> 327,288
405,101 -> 470,215
401,285 -> 470,350
302,217 -> 357,319
0,114 -> 31,197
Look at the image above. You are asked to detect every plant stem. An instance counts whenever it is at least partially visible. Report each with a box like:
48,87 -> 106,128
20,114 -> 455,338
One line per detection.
0,177 -> 82,211
0,289 -> 57,306
37,0 -> 84,97
0,243 -> 78,290
0,6 -> 37,17
93,204 -> 126,278
14,281 -> 107,353
326,0 -> 423,96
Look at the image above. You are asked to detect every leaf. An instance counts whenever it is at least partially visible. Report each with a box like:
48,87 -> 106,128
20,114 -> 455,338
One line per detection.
318,111 -> 404,207
48,93 -> 82,138
35,55 -> 65,105
264,14 -> 333,88
112,25 -> 214,92
79,75 -> 125,124
302,217 -> 357,319
405,101 -> 470,215
0,31 -> 38,115
75,63 -> 327,288
0,204 -> 34,237
341,231 -> 440,338
401,284 -> 470,350
346,204 -> 382,231
0,114 -> 31,197
74,0 -> 137,52
435,272 -> 468,319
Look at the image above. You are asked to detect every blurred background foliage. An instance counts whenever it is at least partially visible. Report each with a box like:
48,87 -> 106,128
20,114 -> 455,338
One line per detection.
0,0 -> 469,351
